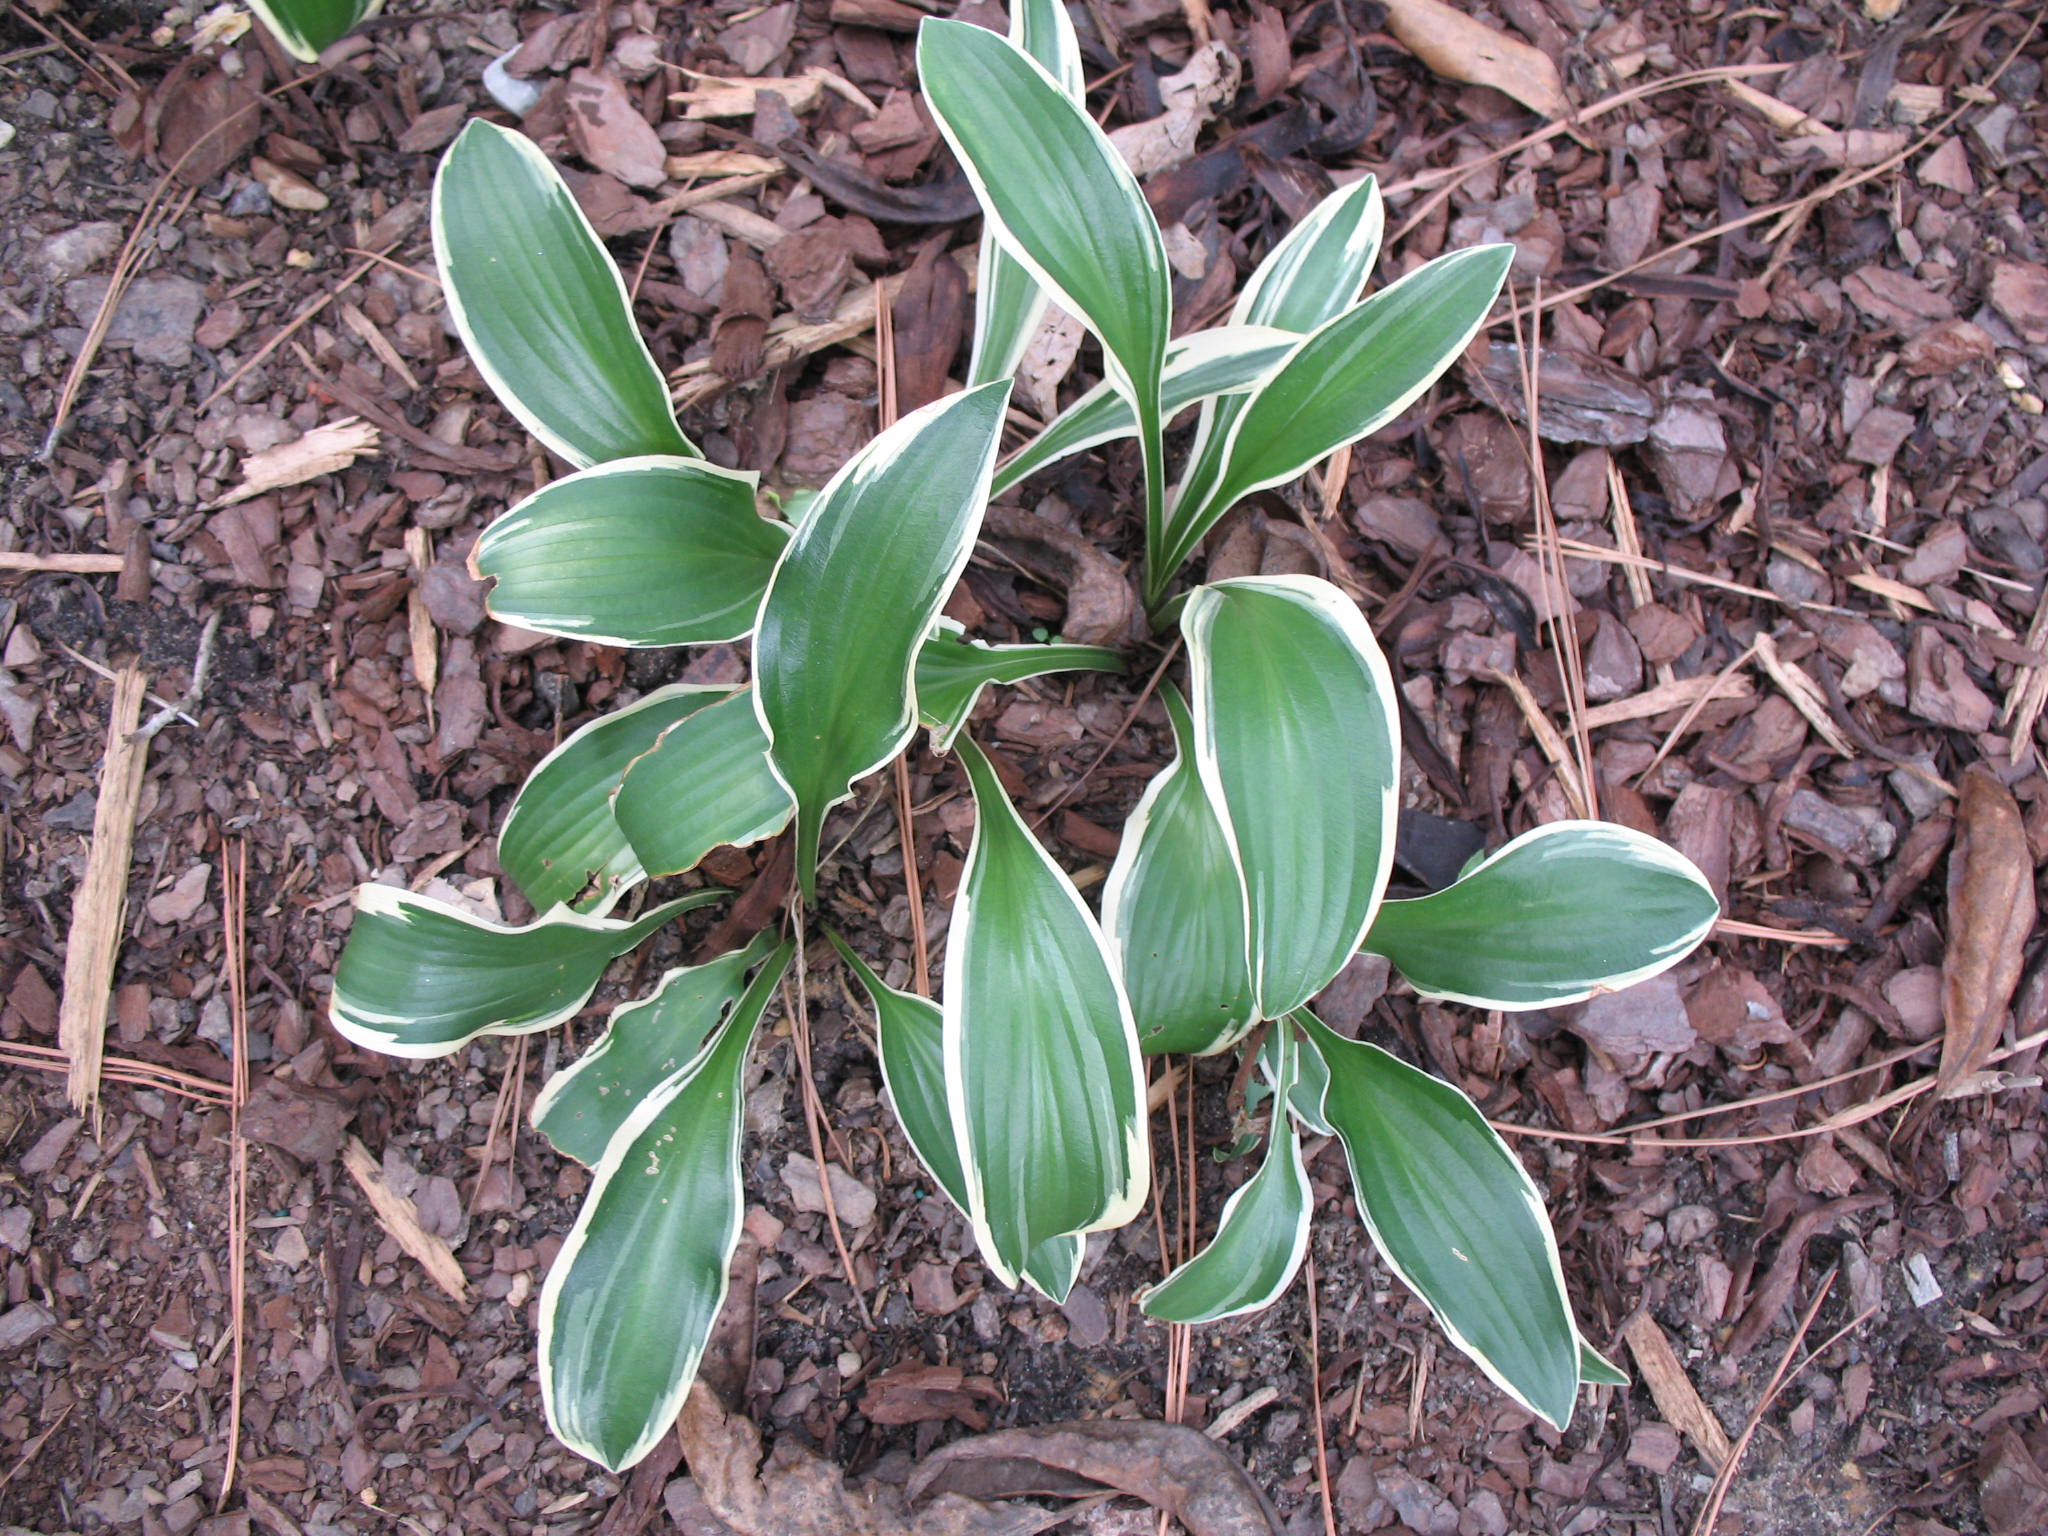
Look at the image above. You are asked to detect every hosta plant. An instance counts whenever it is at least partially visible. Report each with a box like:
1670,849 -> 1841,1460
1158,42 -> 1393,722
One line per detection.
330,9 -> 1718,1474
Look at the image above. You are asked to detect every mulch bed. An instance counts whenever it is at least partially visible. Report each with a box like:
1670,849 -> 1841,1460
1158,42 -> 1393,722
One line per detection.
1,1 -> 2045,1533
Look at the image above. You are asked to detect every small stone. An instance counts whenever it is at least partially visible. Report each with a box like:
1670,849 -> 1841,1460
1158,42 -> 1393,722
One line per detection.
63,275 -> 206,367
908,1261 -> 959,1316
780,1152 -> 876,1230
1058,1283 -> 1110,1348
0,1301 -> 55,1353
37,222 -> 122,279
0,1206 -> 30,1253
147,864 -> 211,925
1627,1420 -> 1683,1473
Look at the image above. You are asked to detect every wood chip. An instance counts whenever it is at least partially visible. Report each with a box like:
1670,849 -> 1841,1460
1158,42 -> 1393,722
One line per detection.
207,417 -> 379,509
1579,672 -> 1756,730
58,665 -> 150,1111
341,1138 -> 469,1301
1621,1311 -> 1733,1470
1753,633 -> 1855,755
1379,0 -> 1568,119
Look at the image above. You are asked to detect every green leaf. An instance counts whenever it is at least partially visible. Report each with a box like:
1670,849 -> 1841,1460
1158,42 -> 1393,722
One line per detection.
611,689 -> 794,880
473,458 -> 787,647
532,931 -> 780,1166
1185,576 -> 1399,1020
500,685 -> 724,915
1164,178 -> 1384,602
990,327 -> 1297,498
1139,1024 -> 1310,1323
916,621 -> 1126,753
1363,821 -> 1719,1009
755,381 -> 1010,902
245,0 -> 378,62
830,931 -> 1085,1299
1267,1013 -> 1334,1135
1297,1010 -> 1580,1430
945,735 -> 1147,1294
1101,684 -> 1254,1055
920,17 -> 1172,576
1579,1340 -> 1629,1387
540,942 -> 791,1472
329,888 -> 723,1059
966,0 -> 1084,387
433,120 -> 698,468
1161,244 -> 1512,583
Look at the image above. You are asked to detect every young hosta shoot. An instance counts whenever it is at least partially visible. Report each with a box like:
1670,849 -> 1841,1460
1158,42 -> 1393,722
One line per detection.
920,17 -> 1174,581
754,381 -> 1011,901
329,888 -> 723,1059
540,943 -> 792,1470
966,0 -> 1086,387
326,91 -> 1720,1476
246,0 -> 380,62
434,121 -> 700,467
946,735 -> 1148,1293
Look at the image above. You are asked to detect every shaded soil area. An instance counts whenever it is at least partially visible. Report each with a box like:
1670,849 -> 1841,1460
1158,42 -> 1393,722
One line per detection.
1,2 -> 2046,1534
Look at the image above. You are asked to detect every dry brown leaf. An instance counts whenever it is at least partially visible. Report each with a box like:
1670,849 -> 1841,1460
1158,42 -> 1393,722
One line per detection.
209,417 -> 379,508
1379,0 -> 1568,120
909,1420 -> 1284,1536
341,1137 -> 469,1301
1938,766 -> 2034,1098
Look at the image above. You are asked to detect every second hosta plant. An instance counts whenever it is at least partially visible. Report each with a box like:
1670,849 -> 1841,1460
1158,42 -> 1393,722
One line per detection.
331,8 -> 1717,1473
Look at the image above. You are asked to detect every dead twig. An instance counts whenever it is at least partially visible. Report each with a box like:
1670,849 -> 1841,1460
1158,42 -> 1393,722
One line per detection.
58,665 -> 149,1112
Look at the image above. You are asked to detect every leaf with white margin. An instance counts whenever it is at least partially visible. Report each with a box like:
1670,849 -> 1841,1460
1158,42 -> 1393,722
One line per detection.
472,457 -> 787,647
1363,820 -> 1719,1009
754,380 -> 1010,902
945,734 -> 1147,1294
828,931 -> 1084,1299
1184,576 -> 1399,1020
434,120 -> 698,468
329,888 -> 724,1059
1297,1009 -> 1580,1430
1161,244 -> 1512,583
499,684 -> 724,915
915,621 -> 1126,753
540,942 -> 791,1472
990,326 -> 1296,498
532,930 -> 780,1166
1101,683 -> 1254,1056
246,0 -> 379,63
920,17 -> 1173,577
1164,177 -> 1384,601
1139,1021 -> 1311,1323
966,0 -> 1084,387
1580,1341 -> 1629,1387
611,688 -> 795,880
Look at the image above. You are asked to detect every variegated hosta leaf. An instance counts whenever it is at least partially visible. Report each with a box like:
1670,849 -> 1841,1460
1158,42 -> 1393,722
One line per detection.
1165,177 -> 1384,602
531,931 -> 780,1166
1101,684 -> 1254,1056
1364,821 -> 1719,1009
1271,1012 -> 1334,1135
828,931 -> 1084,1297
945,735 -> 1147,1294
328,888 -> 723,1059
919,17 -> 1173,572
540,942 -> 792,1472
472,458 -> 788,647
246,0 -> 379,62
1161,244 -> 1513,584
1139,1023 -> 1311,1323
990,327 -> 1297,498
755,381 -> 1010,901
1580,1341 -> 1629,1387
967,0 -> 1084,387
433,120 -> 699,468
1185,576 -> 1399,1020
499,685 -> 724,915
611,688 -> 793,880
1297,1010 -> 1580,1430
916,621 -> 1126,753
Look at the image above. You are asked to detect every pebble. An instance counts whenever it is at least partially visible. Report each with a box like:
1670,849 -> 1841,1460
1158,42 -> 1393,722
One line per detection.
63,275 -> 206,367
